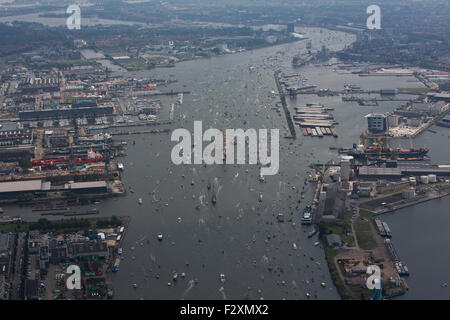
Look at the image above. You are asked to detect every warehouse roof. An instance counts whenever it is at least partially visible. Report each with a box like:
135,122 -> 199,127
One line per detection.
359,167 -> 402,177
0,180 -> 43,193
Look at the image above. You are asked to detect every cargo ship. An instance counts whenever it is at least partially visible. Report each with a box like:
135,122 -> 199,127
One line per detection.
340,144 -> 429,160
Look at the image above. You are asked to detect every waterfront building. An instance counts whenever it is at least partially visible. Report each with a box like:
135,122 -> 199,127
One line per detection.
366,113 -> 388,134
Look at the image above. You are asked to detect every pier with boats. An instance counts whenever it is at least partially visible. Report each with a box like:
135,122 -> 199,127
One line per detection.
294,103 -> 338,137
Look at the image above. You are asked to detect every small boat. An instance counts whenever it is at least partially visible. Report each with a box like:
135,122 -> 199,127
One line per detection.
191,179 -> 195,186
132,283 -> 137,289
138,198 -> 142,205
219,273 -> 226,283
212,193 -> 217,204
258,194 -> 263,202
157,233 -> 163,241
173,273 -> 178,281
308,229 -> 318,238
207,182 -> 211,190
321,282 -> 326,288
277,213 -> 285,222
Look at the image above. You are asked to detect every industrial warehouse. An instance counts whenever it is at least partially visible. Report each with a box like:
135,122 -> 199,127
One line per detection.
0,180 -> 107,199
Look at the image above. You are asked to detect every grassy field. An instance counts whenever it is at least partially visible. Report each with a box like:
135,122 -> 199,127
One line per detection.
354,212 -> 377,250
397,87 -> 430,94
46,60 -> 94,68
118,60 -> 152,71
0,216 -> 123,233
320,210 -> 355,247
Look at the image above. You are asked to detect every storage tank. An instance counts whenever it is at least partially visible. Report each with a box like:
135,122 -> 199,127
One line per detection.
402,188 -> 416,199
428,174 -> 437,183
420,175 -> 429,184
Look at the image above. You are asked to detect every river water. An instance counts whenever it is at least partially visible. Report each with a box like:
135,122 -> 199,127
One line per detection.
4,26 -> 448,300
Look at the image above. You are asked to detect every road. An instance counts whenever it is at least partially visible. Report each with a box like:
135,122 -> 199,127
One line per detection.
10,232 -> 25,300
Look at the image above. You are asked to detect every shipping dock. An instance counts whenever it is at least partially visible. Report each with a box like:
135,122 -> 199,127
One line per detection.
385,239 -> 409,276
293,104 -> 338,137
374,218 -> 392,238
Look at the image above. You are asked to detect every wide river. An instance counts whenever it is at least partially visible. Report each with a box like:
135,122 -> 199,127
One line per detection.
5,27 -> 449,299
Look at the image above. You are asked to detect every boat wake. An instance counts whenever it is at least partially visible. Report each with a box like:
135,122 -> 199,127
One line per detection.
181,280 -> 196,299
219,286 -> 227,300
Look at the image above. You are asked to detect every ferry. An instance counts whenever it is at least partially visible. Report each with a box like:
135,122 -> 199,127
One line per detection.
301,205 -> 313,225
315,127 -> 324,137
301,128 -> 308,136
